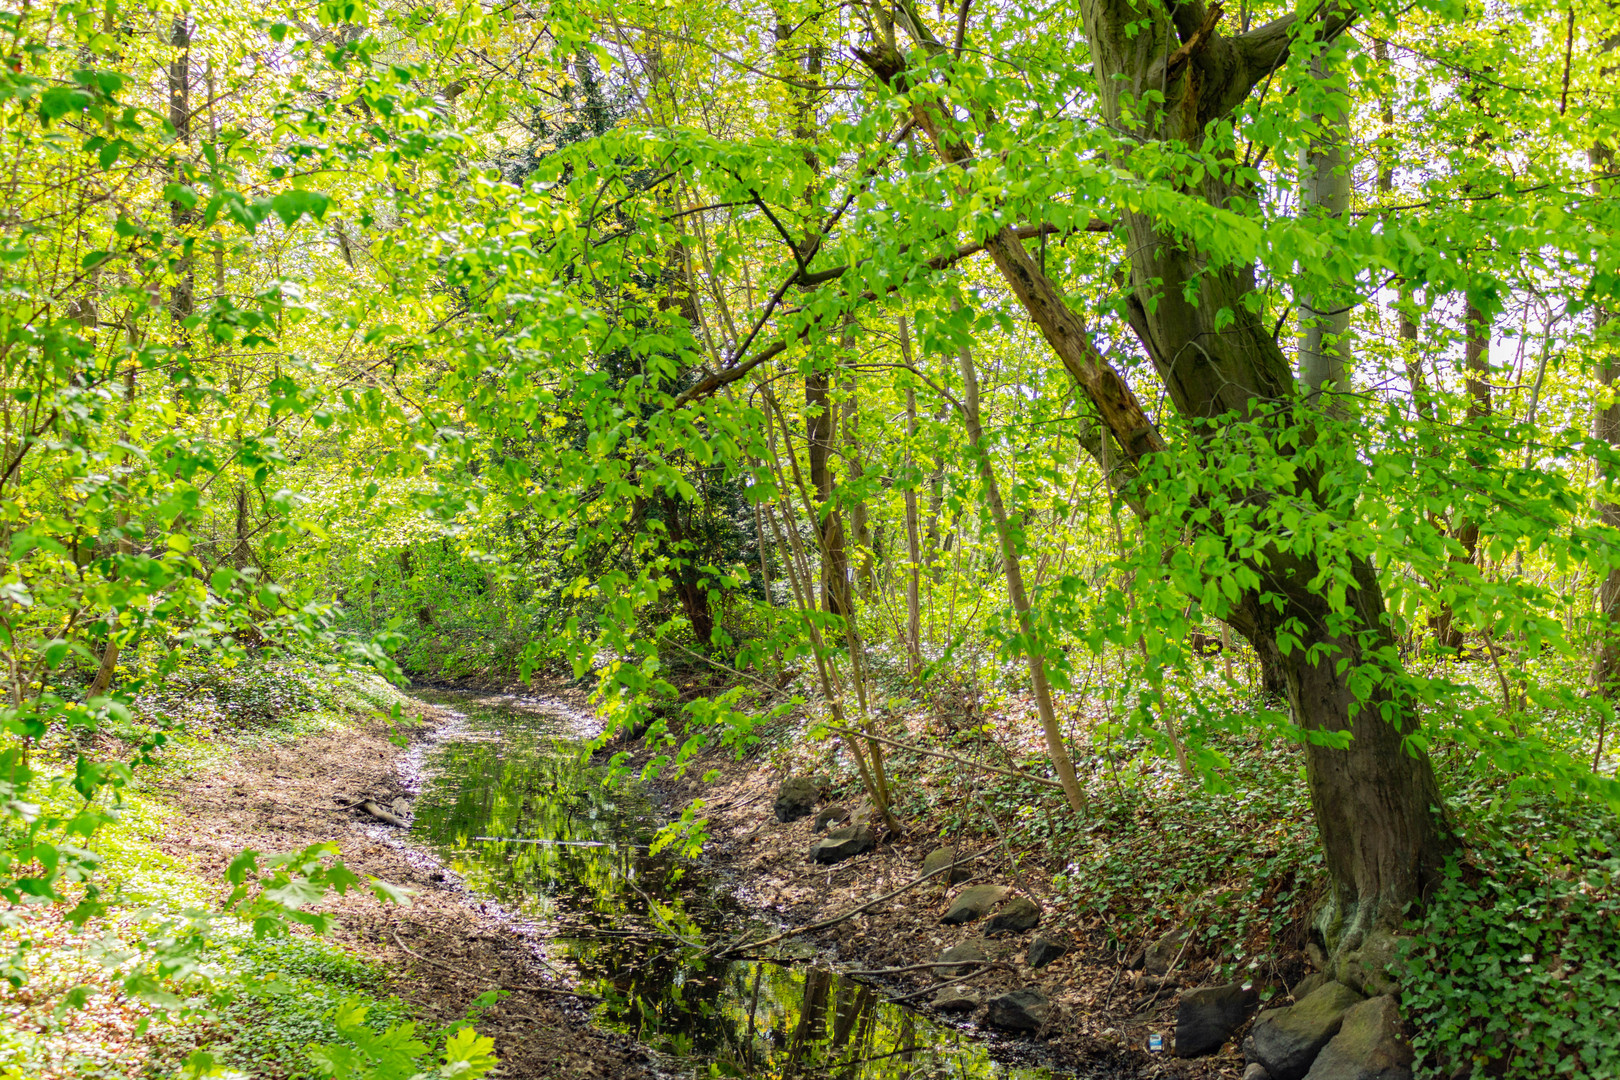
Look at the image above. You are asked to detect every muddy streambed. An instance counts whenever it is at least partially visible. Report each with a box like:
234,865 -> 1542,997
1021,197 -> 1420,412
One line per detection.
397,688 -> 1084,1080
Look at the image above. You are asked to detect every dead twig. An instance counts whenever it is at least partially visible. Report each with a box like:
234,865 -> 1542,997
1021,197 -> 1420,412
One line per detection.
840,959 -> 996,977
886,961 -> 1013,1004
818,723 -> 1064,790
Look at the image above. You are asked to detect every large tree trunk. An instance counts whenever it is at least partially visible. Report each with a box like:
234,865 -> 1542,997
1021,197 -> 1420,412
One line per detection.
1227,554 -> 1447,960
859,0 -> 1452,973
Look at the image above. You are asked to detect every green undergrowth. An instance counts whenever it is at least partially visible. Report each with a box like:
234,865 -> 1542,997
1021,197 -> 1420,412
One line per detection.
1401,789 -> 1620,1080
0,660 -> 493,1080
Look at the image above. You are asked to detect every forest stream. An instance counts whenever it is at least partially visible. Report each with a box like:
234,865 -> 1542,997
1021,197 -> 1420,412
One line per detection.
397,688 -> 1075,1080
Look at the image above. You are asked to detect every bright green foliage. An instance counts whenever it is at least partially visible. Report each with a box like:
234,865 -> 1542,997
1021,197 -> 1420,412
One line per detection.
177,998 -> 498,1080
1,0 -> 1619,1067
301,1000 -> 498,1080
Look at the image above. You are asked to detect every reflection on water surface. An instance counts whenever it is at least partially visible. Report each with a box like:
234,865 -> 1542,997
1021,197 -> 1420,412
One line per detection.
409,690 -> 1062,1080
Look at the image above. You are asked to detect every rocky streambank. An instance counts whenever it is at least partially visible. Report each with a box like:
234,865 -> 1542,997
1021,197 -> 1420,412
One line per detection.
683,768 -> 1420,1079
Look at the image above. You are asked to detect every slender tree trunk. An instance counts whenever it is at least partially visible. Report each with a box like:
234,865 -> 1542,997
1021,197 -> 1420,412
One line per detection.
87,331 -> 140,701
398,547 -> 433,627
762,390 -> 901,833
1373,38 -> 1428,419
900,320 -> 924,677
807,367 -> 848,615
1299,20 -> 1351,409
167,16 -> 194,333
1593,146 -> 1620,693
842,332 -> 873,599
1434,301 -> 1491,648
955,324 -> 1087,814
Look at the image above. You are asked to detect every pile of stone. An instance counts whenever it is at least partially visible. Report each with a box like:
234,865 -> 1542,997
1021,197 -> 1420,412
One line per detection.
1171,975 -> 1413,1080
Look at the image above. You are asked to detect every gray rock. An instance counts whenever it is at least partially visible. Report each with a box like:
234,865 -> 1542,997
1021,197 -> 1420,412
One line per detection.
1245,1065 -> 1274,1080
1027,936 -> 1069,969
1292,972 -> 1330,1001
1174,983 -> 1256,1058
987,896 -> 1042,935
1302,996 -> 1414,1080
774,776 -> 820,822
1244,981 -> 1365,1080
931,987 -> 979,1012
813,805 -> 850,833
808,823 -> 874,864
934,940 -> 990,977
986,988 -> 1050,1031
941,884 -> 1010,925
1145,928 -> 1191,974
921,846 -> 973,884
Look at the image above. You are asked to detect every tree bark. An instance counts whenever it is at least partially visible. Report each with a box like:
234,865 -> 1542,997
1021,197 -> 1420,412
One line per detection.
899,318 -> 924,677
1372,38 -> 1428,420
167,16 -> 194,332
842,332 -> 873,599
1433,301 -> 1491,648
398,547 -> 433,627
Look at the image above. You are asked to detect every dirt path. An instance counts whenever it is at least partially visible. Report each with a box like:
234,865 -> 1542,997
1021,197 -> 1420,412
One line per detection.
156,705 -> 653,1080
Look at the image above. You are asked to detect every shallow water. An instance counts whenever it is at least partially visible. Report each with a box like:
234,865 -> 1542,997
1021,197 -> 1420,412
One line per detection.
405,688 -> 1072,1080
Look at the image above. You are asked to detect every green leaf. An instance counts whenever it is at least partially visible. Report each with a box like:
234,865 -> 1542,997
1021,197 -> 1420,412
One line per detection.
441,1027 -> 499,1077
271,190 -> 332,226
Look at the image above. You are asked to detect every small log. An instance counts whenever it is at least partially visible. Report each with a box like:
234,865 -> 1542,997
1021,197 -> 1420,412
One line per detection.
358,799 -> 407,827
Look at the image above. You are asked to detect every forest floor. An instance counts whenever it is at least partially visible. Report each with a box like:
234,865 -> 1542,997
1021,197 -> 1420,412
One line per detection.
649,738 -> 1281,1080
147,696 -> 656,1080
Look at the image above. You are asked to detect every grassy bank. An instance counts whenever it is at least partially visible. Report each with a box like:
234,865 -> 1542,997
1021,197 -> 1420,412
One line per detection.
0,660 -> 491,1080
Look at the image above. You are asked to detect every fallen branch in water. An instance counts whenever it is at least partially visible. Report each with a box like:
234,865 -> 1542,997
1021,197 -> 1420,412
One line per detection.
713,841 -> 1003,957
358,800 -> 407,827
391,929 -> 600,1000
335,795 -> 408,827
